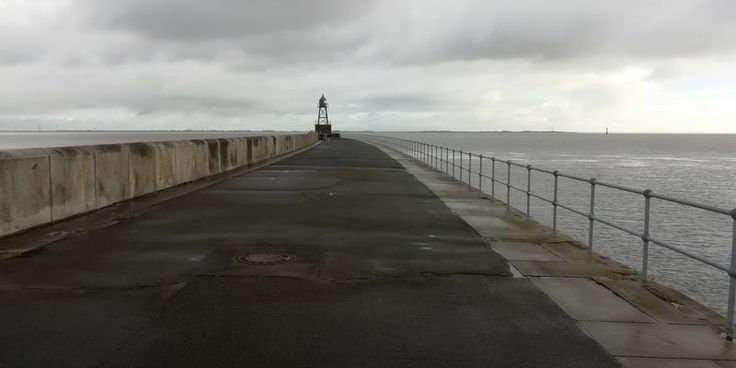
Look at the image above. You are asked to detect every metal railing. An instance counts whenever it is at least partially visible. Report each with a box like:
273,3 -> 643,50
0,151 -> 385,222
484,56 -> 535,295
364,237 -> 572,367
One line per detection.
358,134 -> 736,335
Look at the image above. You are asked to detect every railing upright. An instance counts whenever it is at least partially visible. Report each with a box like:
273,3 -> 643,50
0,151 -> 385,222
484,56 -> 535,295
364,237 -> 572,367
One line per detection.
430,144 -> 433,168
553,171 -> 559,234
526,165 -> 532,218
452,149 -> 456,178
506,161 -> 511,211
491,157 -> 496,201
478,155 -> 483,193
642,190 -> 652,281
445,147 -> 449,174
729,212 -> 736,337
459,151 -> 464,183
467,152 -> 472,190
588,178 -> 597,252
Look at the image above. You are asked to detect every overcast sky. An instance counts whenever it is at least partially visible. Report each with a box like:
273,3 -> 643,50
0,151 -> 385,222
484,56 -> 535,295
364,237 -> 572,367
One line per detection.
1,0 -> 735,132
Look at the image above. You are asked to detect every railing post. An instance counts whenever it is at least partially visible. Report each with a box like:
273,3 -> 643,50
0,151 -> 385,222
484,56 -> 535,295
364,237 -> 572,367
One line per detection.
452,149 -> 456,178
434,146 -> 442,171
588,178 -> 597,252
506,161 -> 511,211
491,157 -> 496,201
430,144 -> 434,168
467,152 -> 472,190
429,144 -> 434,169
436,146 -> 440,169
553,171 -> 559,235
459,150 -> 464,182
445,147 -> 449,174
727,209 -> 736,339
478,155 -> 483,193
642,189 -> 652,282
526,165 -> 532,219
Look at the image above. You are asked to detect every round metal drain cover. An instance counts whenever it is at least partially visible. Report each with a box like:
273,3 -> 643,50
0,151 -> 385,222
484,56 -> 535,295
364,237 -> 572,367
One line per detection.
236,252 -> 295,265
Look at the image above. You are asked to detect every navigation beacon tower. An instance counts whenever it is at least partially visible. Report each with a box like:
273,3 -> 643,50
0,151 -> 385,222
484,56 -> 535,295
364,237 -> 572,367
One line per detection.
315,94 -> 332,139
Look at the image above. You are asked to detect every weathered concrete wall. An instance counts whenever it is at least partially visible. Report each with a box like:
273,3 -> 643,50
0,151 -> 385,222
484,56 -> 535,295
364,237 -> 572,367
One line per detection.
154,142 -> 177,190
48,146 -> 96,221
95,145 -> 131,208
128,143 -> 157,198
0,150 -> 51,236
0,132 -> 317,237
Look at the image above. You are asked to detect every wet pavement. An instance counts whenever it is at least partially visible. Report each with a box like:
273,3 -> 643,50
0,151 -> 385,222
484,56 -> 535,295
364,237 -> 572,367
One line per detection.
0,138 -> 621,368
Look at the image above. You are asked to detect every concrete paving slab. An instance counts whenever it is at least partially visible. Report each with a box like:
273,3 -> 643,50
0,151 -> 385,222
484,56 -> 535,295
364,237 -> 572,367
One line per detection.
541,241 -> 603,262
462,215 -> 517,230
717,361 -> 736,367
617,357 -> 720,368
512,261 -> 636,278
442,200 -> 506,216
579,321 -> 736,360
597,278 -> 701,325
532,277 -> 653,322
493,242 -> 562,261
487,230 -> 557,243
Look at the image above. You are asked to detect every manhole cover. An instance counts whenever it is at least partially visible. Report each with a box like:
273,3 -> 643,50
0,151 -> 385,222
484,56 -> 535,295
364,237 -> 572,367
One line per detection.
235,252 -> 296,265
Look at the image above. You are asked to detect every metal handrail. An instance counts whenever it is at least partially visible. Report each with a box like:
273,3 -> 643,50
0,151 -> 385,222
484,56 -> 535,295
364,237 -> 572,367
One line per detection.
357,134 -> 736,334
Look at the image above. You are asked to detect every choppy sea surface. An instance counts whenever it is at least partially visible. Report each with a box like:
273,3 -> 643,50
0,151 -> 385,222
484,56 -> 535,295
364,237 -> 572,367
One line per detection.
1,131 -> 735,315
366,132 -> 736,316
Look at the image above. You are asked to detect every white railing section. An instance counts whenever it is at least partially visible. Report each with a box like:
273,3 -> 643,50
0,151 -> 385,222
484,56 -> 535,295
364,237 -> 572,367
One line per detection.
358,134 -> 736,336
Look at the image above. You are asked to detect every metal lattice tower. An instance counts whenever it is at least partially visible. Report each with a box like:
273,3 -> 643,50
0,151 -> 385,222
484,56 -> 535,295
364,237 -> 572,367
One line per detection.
317,94 -> 329,125
315,94 -> 332,138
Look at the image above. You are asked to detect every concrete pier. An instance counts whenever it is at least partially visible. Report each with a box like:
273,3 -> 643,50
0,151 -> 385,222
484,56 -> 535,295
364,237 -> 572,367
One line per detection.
0,138 -> 732,367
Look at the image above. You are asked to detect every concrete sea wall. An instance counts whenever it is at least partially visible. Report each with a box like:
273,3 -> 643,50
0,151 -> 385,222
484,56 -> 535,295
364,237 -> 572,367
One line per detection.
0,132 -> 317,237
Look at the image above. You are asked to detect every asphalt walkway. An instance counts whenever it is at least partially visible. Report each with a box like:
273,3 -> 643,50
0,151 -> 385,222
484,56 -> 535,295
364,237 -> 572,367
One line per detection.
0,138 -> 620,368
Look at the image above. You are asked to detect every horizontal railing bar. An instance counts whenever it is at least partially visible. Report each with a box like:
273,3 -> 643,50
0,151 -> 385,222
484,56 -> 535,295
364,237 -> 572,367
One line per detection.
651,192 -> 732,216
594,217 -> 644,239
648,235 -> 732,274
595,180 -> 645,195
508,183 -> 527,193
556,202 -> 590,218
557,172 -> 590,183
529,192 -> 554,204
531,167 -> 556,175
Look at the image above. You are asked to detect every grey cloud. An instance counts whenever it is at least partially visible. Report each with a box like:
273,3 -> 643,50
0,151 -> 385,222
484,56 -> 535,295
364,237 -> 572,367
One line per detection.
1,1 -> 736,132
359,0 -> 736,64
59,0 -> 736,69
355,93 -> 443,112
133,95 -> 256,116
78,0 -> 371,41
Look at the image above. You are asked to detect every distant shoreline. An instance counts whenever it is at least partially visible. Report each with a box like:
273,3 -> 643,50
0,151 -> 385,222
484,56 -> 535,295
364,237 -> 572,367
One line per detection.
0,130 -> 733,135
